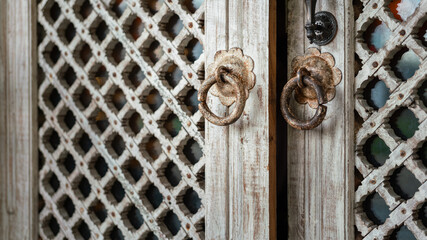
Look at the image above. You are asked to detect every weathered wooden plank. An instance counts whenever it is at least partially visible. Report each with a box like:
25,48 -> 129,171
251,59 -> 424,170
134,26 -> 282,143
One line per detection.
0,0 -> 37,239
205,0 -> 230,239
205,0 -> 276,239
287,0 -> 355,239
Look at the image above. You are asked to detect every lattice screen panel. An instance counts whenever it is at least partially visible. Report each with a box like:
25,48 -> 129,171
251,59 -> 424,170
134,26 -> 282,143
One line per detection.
37,0 -> 205,239
354,0 -> 427,239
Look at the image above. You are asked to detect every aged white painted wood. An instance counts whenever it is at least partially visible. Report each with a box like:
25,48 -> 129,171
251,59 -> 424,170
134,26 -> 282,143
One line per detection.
37,0 -> 206,239
354,0 -> 427,239
287,0 -> 355,239
0,0 -> 38,239
205,0 -> 276,239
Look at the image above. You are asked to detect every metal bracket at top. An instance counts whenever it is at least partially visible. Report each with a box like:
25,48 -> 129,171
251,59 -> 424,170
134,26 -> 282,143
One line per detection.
304,0 -> 337,46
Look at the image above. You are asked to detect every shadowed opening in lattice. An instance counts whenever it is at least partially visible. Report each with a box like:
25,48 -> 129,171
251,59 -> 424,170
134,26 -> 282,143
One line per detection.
123,158 -> 143,183
141,135 -> 162,161
354,53 -> 362,77
42,215 -> 60,238
417,20 -> 427,47
182,0 -> 204,13
89,64 -> 109,89
106,180 -> 126,204
76,132 -> 93,155
389,108 -> 419,140
59,65 -> 77,88
75,87 -> 92,110
144,232 -> 159,240
164,113 -> 182,138
389,0 -> 421,22
48,1 -> 61,24
123,205 -> 144,231
126,64 -> 145,89
39,150 -> 45,171
76,43 -> 93,67
389,166 -> 421,200
363,135 -> 391,167
43,87 -> 61,112
144,88 -> 164,112
108,134 -> 126,157
58,195 -> 75,220
363,19 -> 391,52
418,202 -> 427,228
43,171 -> 60,196
89,200 -> 108,224
183,138 -> 202,165
90,109 -> 109,134
418,141 -> 427,168
126,15 -> 145,41
182,188 -> 202,214
127,111 -> 144,135
163,63 -> 183,89
143,183 -> 163,210
43,128 -> 61,153
159,161 -> 182,188
75,176 -> 92,200
89,156 -> 109,179
184,38 -> 203,63
59,109 -> 77,131
418,79 -> 427,108
112,0 -> 128,19
363,77 -> 390,110
165,14 -> 183,39
75,0 -> 93,20
389,225 -> 417,240
37,23 -> 46,45
60,21 -> 76,44
58,153 -> 76,176
183,89 -> 200,115
92,20 -> 109,43
73,220 -> 91,240
390,47 -> 421,81
362,192 -> 391,225
38,194 -> 45,213
147,0 -> 164,15
162,210 -> 181,236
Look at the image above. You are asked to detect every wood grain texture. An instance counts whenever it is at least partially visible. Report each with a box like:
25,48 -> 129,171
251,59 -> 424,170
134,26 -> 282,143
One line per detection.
205,0 -> 276,239
0,0 -> 37,239
287,0 -> 355,239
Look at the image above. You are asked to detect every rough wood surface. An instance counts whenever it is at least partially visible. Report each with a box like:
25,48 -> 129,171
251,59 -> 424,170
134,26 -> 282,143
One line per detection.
287,0 -> 355,239
205,0 -> 276,239
0,0 -> 38,239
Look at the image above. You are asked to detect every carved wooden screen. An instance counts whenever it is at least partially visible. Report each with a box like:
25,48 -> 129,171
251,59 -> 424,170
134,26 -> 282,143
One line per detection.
37,0 -> 205,239
354,0 -> 427,239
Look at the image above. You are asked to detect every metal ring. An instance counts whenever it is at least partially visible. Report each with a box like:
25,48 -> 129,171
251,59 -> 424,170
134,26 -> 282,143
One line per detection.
280,74 -> 327,130
198,72 -> 246,126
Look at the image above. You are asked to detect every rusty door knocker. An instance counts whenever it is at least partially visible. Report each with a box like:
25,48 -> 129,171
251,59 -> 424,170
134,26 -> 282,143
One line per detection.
198,48 -> 255,126
280,48 -> 342,130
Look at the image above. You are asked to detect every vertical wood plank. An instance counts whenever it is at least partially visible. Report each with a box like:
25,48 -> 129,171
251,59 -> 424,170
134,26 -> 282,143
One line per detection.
287,0 -> 355,239
228,0 -> 275,239
205,0 -> 230,239
205,0 -> 276,239
0,0 -> 37,239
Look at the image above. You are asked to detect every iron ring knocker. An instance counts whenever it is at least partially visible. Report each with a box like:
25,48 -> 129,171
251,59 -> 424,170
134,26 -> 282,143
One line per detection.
280,68 -> 327,130
198,67 -> 247,126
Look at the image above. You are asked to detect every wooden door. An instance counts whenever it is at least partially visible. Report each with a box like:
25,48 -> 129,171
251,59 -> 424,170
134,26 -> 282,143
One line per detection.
0,0 -> 276,239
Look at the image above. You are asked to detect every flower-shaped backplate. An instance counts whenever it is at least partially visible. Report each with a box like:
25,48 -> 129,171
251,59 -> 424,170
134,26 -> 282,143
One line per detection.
291,48 -> 342,108
207,48 -> 255,106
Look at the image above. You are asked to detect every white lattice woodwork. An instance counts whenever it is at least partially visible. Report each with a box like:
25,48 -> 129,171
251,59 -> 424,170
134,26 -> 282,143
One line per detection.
354,0 -> 427,239
37,0 -> 205,239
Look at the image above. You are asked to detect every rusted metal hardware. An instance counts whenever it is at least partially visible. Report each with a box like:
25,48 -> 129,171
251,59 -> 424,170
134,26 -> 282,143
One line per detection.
281,48 -> 342,130
281,68 -> 327,130
304,0 -> 337,46
198,48 -> 255,126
